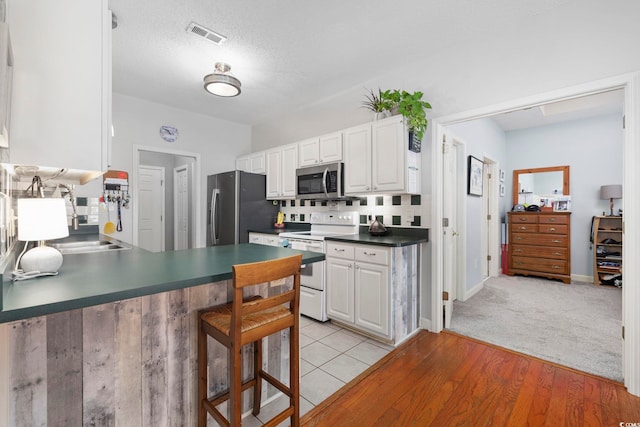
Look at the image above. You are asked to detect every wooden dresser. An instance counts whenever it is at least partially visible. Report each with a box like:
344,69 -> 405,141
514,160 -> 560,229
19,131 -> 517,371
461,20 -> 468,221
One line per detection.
507,212 -> 571,284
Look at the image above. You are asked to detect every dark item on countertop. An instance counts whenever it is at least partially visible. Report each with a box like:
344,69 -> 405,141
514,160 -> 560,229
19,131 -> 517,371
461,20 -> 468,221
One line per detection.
369,218 -> 387,236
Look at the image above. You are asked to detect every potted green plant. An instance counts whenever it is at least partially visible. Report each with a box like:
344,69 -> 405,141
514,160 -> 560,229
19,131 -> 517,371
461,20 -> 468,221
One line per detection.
362,88 -> 432,140
362,88 -> 392,119
396,90 -> 431,141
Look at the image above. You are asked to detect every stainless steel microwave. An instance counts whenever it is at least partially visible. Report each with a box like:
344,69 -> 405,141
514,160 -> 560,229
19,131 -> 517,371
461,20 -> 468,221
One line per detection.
296,162 -> 344,199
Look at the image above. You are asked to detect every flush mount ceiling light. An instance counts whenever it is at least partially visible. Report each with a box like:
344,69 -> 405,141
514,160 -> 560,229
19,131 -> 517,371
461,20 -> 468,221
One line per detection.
204,62 -> 241,97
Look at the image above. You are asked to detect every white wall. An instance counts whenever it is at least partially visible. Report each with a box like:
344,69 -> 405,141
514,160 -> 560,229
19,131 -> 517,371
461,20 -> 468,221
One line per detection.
506,113 -> 623,277
103,93 -> 252,244
447,118 -> 508,290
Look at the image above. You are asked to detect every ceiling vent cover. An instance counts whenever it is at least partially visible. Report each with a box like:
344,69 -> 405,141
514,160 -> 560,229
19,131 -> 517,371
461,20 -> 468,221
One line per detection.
186,22 -> 227,45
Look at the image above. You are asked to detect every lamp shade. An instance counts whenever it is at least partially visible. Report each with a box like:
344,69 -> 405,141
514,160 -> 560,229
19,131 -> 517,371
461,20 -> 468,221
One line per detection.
600,185 -> 622,200
17,198 -> 69,241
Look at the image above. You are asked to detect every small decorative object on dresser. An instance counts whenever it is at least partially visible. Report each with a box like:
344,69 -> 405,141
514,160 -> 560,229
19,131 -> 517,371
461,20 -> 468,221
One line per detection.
507,211 -> 571,284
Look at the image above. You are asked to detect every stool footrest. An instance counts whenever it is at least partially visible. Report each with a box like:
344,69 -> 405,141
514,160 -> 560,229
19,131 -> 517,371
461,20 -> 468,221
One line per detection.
207,377 -> 257,407
263,407 -> 295,427
260,369 -> 292,397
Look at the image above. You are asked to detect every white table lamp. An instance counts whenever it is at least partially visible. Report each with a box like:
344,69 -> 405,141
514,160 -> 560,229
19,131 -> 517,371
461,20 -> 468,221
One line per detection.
17,198 -> 69,275
600,185 -> 622,216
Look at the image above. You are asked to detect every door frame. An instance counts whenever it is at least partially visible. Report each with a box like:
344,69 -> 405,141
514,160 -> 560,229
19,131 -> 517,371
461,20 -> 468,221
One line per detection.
137,165 -> 166,251
133,145 -> 202,248
430,72 -> 640,395
442,133 -> 467,327
481,154 -> 500,280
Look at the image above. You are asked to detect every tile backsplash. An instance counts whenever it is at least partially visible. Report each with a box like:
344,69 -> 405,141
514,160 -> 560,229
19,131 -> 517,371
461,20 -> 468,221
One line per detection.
278,194 -> 431,228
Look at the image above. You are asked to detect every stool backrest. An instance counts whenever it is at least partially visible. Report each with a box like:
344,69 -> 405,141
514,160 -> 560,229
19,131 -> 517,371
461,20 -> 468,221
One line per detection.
230,254 -> 302,340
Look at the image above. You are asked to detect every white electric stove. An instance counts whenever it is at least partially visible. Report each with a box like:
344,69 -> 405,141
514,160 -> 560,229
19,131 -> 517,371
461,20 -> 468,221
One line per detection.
279,212 -> 358,321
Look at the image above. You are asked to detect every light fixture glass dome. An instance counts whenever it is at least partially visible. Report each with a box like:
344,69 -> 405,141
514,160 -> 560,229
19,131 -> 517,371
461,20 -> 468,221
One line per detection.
204,62 -> 241,97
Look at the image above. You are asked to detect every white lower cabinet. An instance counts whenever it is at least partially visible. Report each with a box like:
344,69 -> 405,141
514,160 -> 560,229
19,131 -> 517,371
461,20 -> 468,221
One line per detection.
326,242 -> 390,339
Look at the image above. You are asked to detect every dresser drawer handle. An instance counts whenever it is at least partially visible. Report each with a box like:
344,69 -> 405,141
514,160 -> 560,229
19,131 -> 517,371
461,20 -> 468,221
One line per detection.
551,239 -> 561,243
548,227 -> 556,231
552,252 -> 562,256
519,226 -> 527,230
515,237 -> 523,241
334,248 -> 345,252
552,265 -> 561,269
514,249 -> 523,253
363,251 -> 376,256
549,218 -> 557,222
516,261 -> 524,265
519,218 -> 528,221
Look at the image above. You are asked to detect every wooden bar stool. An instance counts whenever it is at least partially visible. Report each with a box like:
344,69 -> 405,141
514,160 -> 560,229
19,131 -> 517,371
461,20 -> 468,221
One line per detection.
198,254 -> 302,426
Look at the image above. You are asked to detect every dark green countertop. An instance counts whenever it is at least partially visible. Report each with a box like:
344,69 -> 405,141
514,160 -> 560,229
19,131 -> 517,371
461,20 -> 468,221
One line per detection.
325,233 -> 428,247
0,244 -> 324,323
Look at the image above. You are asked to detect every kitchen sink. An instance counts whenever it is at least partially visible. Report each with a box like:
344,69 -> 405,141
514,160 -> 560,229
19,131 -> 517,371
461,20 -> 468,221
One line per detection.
48,240 -> 131,254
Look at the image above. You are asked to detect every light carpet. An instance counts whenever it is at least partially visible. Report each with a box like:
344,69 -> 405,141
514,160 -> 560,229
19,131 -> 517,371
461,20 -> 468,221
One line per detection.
448,275 -> 623,382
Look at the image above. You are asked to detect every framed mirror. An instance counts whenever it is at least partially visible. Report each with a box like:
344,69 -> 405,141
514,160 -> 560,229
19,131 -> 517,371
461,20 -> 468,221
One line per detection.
512,165 -> 570,206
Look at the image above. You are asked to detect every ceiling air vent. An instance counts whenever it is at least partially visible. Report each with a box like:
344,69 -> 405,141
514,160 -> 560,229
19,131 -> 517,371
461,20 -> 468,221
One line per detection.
186,22 -> 227,45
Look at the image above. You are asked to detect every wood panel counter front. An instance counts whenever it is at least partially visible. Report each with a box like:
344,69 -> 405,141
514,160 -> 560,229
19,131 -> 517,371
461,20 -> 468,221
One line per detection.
507,211 -> 572,284
0,244 -> 324,427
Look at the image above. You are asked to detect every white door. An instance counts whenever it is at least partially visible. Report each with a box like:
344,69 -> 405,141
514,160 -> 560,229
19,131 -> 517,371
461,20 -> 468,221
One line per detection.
480,157 -> 500,278
138,166 -> 164,252
173,165 -> 189,250
442,135 -> 461,328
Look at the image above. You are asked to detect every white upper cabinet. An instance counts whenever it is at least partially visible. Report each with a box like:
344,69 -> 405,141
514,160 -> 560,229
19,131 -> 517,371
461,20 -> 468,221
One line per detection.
345,115 -> 420,195
372,116 -> 405,192
344,123 -> 372,194
236,151 -> 266,174
298,137 -> 319,167
298,131 -> 343,167
266,143 -> 297,199
318,131 -> 343,164
8,0 -> 111,172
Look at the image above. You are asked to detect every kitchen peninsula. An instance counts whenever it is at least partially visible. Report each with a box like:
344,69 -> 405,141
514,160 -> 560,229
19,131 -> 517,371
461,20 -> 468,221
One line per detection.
0,244 -> 324,426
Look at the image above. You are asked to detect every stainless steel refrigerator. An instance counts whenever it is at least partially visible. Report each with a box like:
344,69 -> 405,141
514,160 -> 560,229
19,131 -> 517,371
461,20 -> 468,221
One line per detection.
206,171 -> 278,246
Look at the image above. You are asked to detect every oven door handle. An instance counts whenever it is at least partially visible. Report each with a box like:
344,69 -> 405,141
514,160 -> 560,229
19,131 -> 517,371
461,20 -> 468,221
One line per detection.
322,167 -> 329,198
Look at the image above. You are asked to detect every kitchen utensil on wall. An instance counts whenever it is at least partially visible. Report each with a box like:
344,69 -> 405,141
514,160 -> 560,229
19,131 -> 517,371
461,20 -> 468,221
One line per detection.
104,205 -> 116,234
116,197 -> 123,232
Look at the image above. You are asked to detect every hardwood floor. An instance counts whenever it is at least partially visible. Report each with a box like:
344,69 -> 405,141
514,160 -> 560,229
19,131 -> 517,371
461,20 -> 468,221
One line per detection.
301,330 -> 640,426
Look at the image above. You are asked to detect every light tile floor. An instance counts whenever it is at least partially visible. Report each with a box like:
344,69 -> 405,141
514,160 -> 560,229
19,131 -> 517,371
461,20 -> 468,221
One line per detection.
243,315 -> 394,426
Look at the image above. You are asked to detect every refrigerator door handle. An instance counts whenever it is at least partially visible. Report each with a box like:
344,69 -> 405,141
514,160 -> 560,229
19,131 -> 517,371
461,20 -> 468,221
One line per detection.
211,189 -> 220,245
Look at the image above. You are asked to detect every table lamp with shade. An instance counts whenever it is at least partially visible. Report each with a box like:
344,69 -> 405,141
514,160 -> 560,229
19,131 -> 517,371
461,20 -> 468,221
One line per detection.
14,198 -> 69,280
600,184 -> 622,216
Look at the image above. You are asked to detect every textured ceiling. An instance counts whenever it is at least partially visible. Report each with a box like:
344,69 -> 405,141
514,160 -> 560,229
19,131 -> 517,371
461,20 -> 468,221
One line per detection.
108,0 -> 621,129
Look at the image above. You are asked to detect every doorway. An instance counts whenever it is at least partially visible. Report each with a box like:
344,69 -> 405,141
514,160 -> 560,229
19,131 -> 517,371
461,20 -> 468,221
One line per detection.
430,73 -> 640,395
138,165 -> 165,252
133,145 -> 201,250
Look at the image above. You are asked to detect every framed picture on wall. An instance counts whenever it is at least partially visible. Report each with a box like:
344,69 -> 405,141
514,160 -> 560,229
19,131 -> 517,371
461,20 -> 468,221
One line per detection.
499,183 -> 505,197
499,169 -> 505,182
467,155 -> 483,196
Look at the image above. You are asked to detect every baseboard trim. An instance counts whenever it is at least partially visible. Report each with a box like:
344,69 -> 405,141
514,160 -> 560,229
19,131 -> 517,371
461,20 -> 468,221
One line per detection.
571,273 -> 593,284
419,317 -> 432,332
463,280 -> 484,301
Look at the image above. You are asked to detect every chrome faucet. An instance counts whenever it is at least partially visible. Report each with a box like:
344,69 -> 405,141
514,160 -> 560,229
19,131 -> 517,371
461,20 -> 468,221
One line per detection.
59,184 -> 79,230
